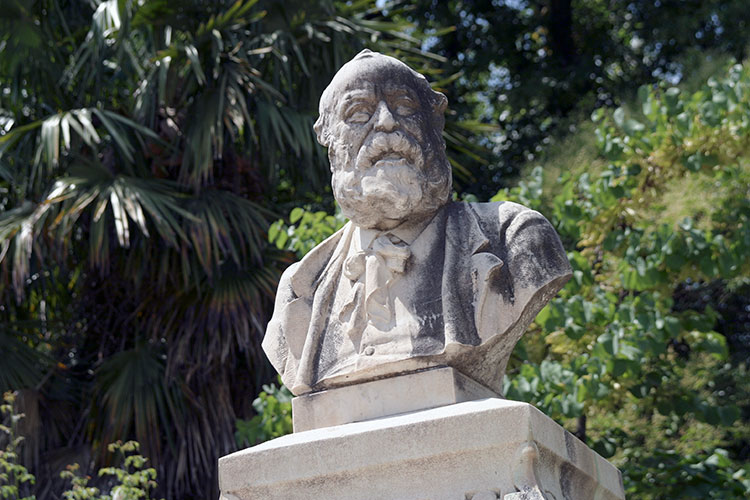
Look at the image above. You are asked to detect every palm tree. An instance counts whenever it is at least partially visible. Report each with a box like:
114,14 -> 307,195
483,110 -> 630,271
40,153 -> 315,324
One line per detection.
0,0 -> 476,497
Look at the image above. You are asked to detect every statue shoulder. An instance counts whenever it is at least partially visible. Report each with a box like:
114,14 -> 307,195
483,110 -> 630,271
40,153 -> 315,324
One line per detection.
279,221 -> 352,299
465,200 -> 556,241
466,200 -> 545,224
466,200 -> 571,282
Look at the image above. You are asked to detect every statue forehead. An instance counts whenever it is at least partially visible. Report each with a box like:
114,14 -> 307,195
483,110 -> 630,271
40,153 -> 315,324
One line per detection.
322,52 -> 431,107
338,60 -> 421,84
337,80 -> 419,101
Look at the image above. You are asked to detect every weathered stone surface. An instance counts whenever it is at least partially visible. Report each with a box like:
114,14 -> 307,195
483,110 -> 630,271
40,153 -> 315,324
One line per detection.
263,50 -> 572,396
292,366 -> 498,432
218,398 -> 626,500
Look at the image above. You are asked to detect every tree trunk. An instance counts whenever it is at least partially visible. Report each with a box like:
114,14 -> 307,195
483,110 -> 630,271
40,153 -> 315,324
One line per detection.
548,0 -> 575,65
574,413 -> 587,443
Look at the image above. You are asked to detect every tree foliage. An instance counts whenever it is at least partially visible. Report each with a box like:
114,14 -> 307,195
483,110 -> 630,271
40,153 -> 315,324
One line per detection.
0,0 -> 461,497
499,61 -> 750,497
234,380 -> 292,448
3,393 -> 161,500
0,393 -> 35,500
409,0 -> 750,197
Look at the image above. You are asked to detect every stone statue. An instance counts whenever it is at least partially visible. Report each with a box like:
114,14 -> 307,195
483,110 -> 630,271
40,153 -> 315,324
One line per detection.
263,50 -> 572,396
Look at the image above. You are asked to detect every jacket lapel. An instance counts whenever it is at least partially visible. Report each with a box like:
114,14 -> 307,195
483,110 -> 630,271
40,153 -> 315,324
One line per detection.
441,202 -> 493,346
288,222 -> 355,393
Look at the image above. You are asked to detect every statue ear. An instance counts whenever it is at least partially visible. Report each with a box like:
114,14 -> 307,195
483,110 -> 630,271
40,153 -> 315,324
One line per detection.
313,114 -> 329,147
432,91 -> 448,115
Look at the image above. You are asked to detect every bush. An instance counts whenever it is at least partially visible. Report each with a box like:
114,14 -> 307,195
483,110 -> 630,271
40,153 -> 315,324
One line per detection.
1,392 -> 161,500
234,381 -> 293,448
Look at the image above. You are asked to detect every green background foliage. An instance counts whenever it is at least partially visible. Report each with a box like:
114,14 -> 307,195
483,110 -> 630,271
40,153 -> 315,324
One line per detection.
2,392 -> 162,500
1,0 -> 749,498
234,380 -> 293,448
497,66 -> 750,496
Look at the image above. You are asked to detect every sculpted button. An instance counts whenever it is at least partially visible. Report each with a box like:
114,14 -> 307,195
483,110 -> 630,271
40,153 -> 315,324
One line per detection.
363,346 -> 375,356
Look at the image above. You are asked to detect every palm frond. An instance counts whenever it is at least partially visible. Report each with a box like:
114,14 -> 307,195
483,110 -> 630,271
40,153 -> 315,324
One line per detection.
0,327 -> 46,393
89,345 -> 184,468
0,1 -> 464,499
142,260 -> 279,378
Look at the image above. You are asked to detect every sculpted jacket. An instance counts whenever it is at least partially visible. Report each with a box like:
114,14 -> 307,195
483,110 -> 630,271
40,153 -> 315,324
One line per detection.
263,201 -> 572,395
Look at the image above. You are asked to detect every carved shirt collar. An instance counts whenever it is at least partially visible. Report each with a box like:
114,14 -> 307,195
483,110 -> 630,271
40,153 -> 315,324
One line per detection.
354,213 -> 435,251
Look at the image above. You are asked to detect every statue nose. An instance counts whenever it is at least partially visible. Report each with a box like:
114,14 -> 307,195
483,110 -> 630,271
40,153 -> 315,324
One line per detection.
373,101 -> 397,131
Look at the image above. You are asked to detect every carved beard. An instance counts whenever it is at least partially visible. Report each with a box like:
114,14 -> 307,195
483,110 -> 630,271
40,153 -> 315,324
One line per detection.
331,131 -> 437,229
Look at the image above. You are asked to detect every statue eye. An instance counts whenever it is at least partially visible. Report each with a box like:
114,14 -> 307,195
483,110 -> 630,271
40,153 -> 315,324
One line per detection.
347,111 -> 372,124
393,98 -> 417,117
396,105 -> 415,117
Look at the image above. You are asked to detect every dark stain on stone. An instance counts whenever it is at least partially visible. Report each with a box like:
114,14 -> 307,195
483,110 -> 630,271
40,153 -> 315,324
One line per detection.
560,462 -> 575,500
564,430 -> 577,464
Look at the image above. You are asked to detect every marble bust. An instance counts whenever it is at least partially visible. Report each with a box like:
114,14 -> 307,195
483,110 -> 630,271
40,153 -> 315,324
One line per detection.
263,50 -> 572,396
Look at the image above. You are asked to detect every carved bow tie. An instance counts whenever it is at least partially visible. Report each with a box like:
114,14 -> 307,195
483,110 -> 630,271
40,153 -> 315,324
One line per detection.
341,233 -> 411,327
344,233 -> 410,280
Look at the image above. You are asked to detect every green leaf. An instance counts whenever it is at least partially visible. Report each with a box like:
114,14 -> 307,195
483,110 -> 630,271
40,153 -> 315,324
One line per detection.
663,87 -> 681,115
613,107 -> 625,128
564,323 -> 585,340
685,153 -> 703,172
289,207 -> 305,223
623,118 -> 645,135
597,331 -> 618,356
268,220 -> 281,243
184,44 -> 206,85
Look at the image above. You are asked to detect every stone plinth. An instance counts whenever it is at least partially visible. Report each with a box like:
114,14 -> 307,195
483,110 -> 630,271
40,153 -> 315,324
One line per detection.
292,367 -> 498,432
218,398 -> 625,500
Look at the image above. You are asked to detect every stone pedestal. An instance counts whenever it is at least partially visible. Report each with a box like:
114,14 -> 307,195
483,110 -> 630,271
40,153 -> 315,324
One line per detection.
218,398 -> 625,500
292,367 -> 498,432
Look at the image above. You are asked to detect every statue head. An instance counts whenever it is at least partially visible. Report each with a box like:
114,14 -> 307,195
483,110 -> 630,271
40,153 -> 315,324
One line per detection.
314,50 -> 452,230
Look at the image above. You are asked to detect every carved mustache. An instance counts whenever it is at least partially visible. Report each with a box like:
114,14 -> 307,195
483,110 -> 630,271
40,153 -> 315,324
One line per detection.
354,131 -> 424,171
